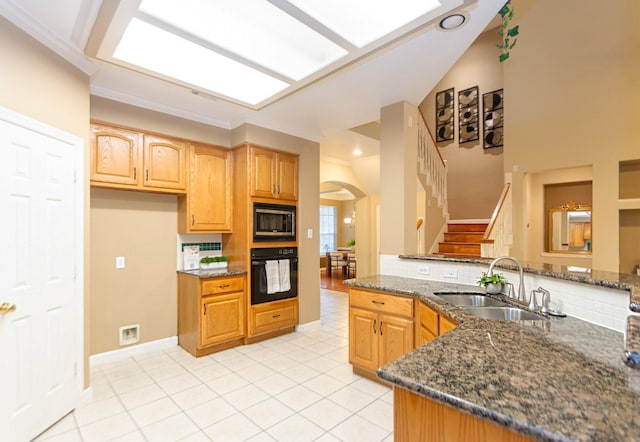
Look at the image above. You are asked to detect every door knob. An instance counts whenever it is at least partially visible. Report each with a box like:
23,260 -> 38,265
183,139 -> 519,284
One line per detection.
0,302 -> 16,315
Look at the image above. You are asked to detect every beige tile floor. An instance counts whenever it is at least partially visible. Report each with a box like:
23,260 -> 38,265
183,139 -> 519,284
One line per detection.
35,289 -> 393,442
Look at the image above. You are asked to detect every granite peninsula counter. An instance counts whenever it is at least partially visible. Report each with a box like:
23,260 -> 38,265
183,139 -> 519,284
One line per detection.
344,274 -> 640,441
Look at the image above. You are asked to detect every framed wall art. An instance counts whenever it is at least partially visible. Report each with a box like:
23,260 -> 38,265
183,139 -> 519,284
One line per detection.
458,86 -> 479,143
435,88 -> 454,142
483,88 -> 504,149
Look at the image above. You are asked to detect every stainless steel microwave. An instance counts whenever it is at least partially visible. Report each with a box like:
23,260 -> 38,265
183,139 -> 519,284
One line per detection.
253,202 -> 296,242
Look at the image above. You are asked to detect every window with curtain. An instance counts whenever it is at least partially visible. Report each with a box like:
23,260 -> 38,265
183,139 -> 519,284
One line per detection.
319,205 -> 337,255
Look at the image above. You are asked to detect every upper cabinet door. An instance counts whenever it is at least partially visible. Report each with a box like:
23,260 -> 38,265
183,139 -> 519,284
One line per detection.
189,145 -> 232,232
276,152 -> 298,201
143,135 -> 187,191
249,146 -> 298,200
250,147 -> 276,198
90,124 -> 141,186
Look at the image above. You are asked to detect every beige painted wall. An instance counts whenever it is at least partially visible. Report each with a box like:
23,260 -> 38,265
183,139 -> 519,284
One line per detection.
380,102 -> 418,255
90,189 -> 178,354
0,17 -> 92,385
620,210 -> 640,274
91,96 -> 230,146
505,0 -> 640,272
231,124 -> 320,325
420,28 -> 504,220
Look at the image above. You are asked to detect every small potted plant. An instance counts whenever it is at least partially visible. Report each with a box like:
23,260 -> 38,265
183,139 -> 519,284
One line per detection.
346,239 -> 355,248
199,255 -> 229,270
477,272 -> 507,294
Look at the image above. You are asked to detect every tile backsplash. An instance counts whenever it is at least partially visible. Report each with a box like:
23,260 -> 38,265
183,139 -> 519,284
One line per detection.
380,254 -> 633,332
176,233 -> 223,270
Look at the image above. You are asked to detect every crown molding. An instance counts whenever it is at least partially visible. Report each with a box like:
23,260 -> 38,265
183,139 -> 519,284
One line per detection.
90,85 -> 234,129
0,0 -> 98,75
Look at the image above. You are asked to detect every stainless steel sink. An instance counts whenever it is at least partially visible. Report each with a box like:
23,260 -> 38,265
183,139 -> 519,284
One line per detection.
461,306 -> 544,321
434,293 -> 508,307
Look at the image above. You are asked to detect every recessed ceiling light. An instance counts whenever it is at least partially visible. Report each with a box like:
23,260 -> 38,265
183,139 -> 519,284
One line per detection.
353,148 -> 363,156
438,14 -> 466,30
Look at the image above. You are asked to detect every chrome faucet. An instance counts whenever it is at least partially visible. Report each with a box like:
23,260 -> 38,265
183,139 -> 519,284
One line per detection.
537,286 -> 551,314
487,256 -> 526,303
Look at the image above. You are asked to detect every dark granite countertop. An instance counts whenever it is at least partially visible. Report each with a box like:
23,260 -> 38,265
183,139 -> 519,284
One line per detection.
399,254 -> 640,313
177,268 -> 247,279
344,275 -> 640,442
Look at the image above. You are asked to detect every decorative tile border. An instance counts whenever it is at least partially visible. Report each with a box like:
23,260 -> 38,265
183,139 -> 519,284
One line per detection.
181,242 -> 221,252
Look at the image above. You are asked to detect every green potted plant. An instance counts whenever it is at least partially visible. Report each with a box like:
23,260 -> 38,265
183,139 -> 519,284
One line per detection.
477,272 -> 507,294
200,255 -> 229,270
346,239 -> 355,248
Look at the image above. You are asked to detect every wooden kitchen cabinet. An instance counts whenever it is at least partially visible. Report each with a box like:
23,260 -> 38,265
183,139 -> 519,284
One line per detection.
247,298 -> 298,342
416,301 -> 459,346
349,288 -> 414,380
249,146 -> 298,201
178,273 -> 246,357
394,388 -> 534,442
178,143 -> 232,232
90,122 -> 187,193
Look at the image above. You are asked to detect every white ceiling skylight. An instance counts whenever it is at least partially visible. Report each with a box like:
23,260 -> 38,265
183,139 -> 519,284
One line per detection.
138,0 -> 348,81
114,18 -> 289,105
288,0 -> 442,48
98,0 -> 450,108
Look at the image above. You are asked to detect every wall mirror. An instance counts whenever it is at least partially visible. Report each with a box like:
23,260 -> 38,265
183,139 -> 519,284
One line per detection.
548,202 -> 592,254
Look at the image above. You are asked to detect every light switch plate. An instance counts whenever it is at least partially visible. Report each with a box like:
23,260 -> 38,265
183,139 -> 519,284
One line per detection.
115,256 -> 125,269
307,229 -> 313,239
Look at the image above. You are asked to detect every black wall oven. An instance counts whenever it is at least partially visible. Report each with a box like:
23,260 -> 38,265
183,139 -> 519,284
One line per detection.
250,247 -> 298,305
253,202 -> 296,242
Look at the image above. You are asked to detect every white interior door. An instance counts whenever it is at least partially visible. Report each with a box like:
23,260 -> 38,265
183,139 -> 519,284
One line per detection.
0,107 -> 84,442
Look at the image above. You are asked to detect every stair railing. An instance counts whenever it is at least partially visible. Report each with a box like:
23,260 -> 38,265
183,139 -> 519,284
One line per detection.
417,108 -> 447,209
481,182 -> 512,258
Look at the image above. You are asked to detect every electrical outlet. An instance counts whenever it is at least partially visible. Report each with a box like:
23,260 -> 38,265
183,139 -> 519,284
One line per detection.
418,266 -> 430,276
443,268 -> 458,279
115,256 -> 125,269
119,324 -> 139,346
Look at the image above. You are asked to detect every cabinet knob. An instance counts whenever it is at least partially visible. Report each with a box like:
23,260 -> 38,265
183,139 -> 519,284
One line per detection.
0,302 -> 16,315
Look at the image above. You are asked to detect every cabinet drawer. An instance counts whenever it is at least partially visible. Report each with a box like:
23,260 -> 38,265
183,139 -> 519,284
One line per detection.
350,289 -> 413,318
202,277 -> 244,295
419,302 -> 439,337
251,300 -> 298,335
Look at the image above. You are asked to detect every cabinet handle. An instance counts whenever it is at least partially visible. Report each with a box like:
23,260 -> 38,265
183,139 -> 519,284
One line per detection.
273,184 -> 276,194
218,284 -> 230,289
273,314 -> 281,318
203,304 -> 207,315
192,215 -> 194,226
380,321 -> 383,336
373,319 -> 377,334
278,185 -> 280,194
146,169 -> 149,181
371,300 -> 385,305
133,167 -> 137,180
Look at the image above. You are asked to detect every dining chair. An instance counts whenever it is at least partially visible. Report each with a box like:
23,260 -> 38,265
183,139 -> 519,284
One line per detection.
329,252 -> 348,278
347,253 -> 356,278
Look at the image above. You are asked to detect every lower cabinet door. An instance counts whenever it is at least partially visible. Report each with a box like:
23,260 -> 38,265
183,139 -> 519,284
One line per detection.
349,307 -> 379,372
200,292 -> 244,347
379,314 -> 414,366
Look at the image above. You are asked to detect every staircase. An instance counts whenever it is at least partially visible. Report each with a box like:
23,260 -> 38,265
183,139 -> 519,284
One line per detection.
438,223 -> 488,257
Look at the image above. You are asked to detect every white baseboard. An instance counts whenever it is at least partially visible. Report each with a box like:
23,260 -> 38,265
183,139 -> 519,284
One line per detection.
90,336 -> 178,366
296,320 -> 322,332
